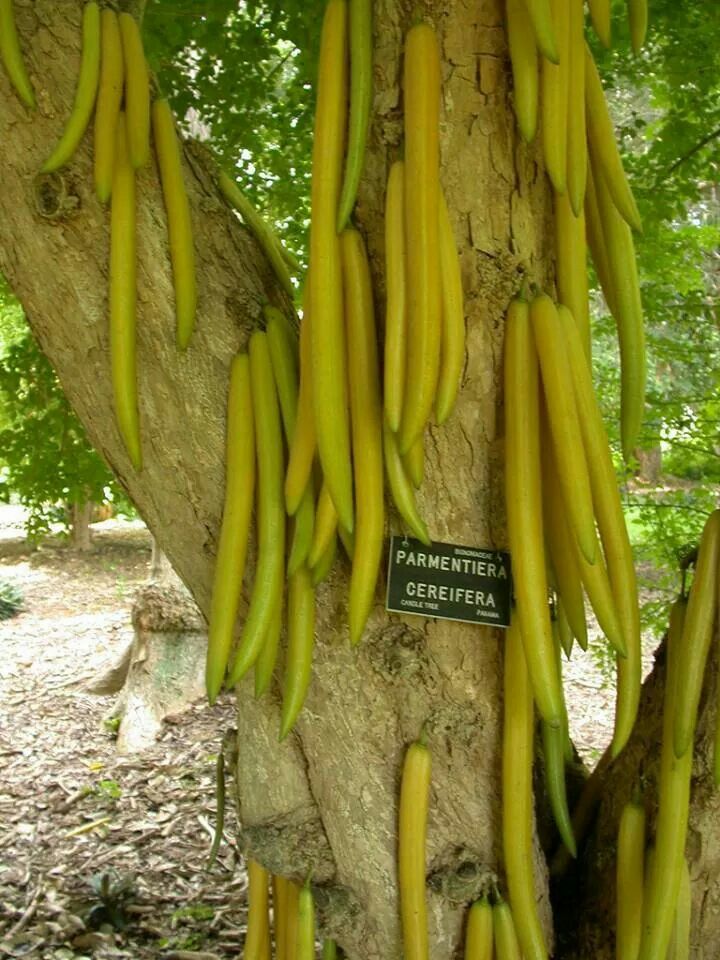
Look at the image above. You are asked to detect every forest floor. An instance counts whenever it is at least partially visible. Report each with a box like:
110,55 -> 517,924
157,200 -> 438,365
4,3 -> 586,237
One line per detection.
0,507 -> 662,959
0,513 -> 243,960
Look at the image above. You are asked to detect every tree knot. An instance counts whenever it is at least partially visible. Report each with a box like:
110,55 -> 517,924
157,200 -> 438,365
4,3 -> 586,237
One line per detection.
33,172 -> 80,221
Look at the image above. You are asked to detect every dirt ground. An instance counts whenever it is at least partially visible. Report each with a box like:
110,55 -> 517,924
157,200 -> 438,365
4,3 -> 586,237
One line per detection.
0,508 -> 660,959
0,515 -> 243,959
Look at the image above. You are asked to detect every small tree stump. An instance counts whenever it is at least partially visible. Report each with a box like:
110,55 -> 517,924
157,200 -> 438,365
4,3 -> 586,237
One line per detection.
114,576 -> 207,754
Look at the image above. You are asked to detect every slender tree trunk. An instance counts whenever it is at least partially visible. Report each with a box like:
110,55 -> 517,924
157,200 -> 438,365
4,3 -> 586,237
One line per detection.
69,499 -> 93,551
149,536 -> 174,582
2,1 -> 719,958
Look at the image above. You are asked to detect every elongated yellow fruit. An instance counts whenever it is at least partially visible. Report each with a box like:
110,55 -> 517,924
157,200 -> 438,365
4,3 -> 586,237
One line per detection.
399,738 -> 431,960
551,747 -> 612,878
399,23 -> 442,454
541,433 -> 589,651
383,422 -> 430,545
42,2 -> 100,172
342,229 -> 384,645
556,598 -> 576,657
436,189 -> 465,424
673,510 -> 720,759
336,0 -> 372,231
668,858 -> 691,960
265,306 -> 314,575
205,354 -> 255,703
110,114 -> 142,472
588,0 -> 611,48
309,0 -> 353,533
591,155 -> 645,462
227,332 -> 286,686
503,617 -> 549,960
505,0 -> 539,142
575,531 -> 626,656
254,565 -> 283,698
523,0 -> 559,63
530,294 -> 596,564
555,192 -> 590,358
465,898 -> 493,960
584,162 -> 618,318
94,9 -> 124,203
153,99 -> 198,350
311,531 -> 338,586
279,565 -> 315,740
119,13 -> 149,169
558,304 -> 641,756
542,711 -> 576,856
628,0 -> 647,55
0,0 -> 34,107
272,875 -> 289,960
504,297 -> 563,726
296,882 -> 315,960
403,433 -> 424,490
384,160 -> 407,432
638,596 -> 692,960
541,0 -> 570,195
285,881 -> 300,960
307,483 -> 338,570
565,0 -> 586,214
218,172 -> 295,300
538,315 -> 624,656
287,485 -> 314,578
584,45 -> 642,232
244,860 -> 271,960
616,798 -> 645,960
493,900 -> 522,960
286,285 -> 316,516
263,305 -> 298,411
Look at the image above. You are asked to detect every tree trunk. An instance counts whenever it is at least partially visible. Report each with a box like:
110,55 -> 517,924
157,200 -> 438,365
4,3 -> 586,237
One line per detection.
2,2 -> 716,958
149,536 -> 174,582
563,643 -> 720,958
69,499 -> 92,551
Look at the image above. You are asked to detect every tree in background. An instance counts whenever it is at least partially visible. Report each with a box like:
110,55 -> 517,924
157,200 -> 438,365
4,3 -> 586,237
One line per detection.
0,278 -> 130,546
586,1 -> 720,630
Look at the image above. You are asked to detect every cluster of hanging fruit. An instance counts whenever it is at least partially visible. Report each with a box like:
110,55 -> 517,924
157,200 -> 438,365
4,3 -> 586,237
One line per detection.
506,0 -> 645,464
613,512 -> 719,960
24,2 -> 197,470
204,0 -> 465,753
241,863 -> 339,960
5,1 -> 713,959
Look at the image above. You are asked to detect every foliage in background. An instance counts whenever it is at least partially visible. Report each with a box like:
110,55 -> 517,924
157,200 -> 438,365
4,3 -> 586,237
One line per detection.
0,280 -> 130,541
0,578 -> 23,621
143,0 -> 319,267
587,0 -> 720,636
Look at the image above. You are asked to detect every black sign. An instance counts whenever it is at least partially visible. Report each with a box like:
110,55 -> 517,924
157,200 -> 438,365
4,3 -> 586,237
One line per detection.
385,536 -> 512,627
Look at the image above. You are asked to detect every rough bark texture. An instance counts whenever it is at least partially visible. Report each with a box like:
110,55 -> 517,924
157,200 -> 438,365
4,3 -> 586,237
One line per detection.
7,2 -> 716,958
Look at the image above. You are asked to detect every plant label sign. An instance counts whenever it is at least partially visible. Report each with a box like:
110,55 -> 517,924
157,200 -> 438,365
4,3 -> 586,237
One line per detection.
385,536 -> 512,627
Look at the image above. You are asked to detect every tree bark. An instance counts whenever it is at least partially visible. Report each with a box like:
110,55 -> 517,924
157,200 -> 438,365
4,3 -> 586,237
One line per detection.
563,642 -> 720,959
69,499 -> 92,551
10,3 -> 717,959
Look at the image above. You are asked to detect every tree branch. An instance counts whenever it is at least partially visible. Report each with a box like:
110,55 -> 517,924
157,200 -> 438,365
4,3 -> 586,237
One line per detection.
661,124 -> 720,180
